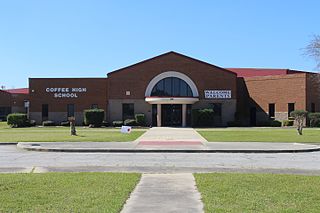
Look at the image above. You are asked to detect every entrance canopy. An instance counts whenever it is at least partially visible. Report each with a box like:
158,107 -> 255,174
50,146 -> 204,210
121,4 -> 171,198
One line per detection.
145,97 -> 199,104
145,71 -> 199,104
145,71 -> 199,97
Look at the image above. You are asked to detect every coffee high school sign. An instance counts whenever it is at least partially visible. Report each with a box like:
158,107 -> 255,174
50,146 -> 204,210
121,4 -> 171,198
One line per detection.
45,87 -> 87,98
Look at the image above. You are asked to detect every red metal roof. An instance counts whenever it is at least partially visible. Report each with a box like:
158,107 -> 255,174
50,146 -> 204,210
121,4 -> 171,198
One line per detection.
226,68 -> 304,77
5,88 -> 29,94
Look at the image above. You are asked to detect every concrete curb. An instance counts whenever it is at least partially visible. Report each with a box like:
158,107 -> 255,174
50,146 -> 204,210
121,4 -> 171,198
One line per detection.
17,143 -> 320,153
0,142 -> 18,145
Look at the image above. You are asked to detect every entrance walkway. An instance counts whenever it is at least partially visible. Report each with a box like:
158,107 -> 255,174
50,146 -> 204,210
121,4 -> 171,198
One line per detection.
120,173 -> 204,213
135,127 -> 207,149
135,127 -> 207,142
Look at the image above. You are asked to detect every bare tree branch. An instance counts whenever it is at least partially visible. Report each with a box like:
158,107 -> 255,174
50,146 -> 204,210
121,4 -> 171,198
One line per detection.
304,35 -> 320,70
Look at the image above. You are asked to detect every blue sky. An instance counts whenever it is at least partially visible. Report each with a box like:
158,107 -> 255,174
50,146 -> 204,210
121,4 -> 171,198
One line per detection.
0,0 -> 319,88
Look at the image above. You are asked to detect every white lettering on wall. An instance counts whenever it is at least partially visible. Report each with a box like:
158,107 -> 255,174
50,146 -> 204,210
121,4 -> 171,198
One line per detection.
204,90 -> 231,99
45,88 -> 87,98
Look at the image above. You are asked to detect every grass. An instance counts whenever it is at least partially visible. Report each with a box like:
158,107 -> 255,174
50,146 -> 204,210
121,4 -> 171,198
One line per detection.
197,128 -> 320,142
195,173 -> 320,213
0,122 -> 146,142
0,172 -> 140,212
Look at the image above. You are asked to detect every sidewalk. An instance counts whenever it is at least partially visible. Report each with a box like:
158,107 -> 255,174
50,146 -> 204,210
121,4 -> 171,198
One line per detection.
135,127 -> 207,142
121,173 -> 203,213
17,141 -> 320,153
15,127 -> 320,153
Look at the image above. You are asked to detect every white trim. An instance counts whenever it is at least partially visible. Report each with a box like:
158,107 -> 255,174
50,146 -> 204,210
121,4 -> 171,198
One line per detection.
145,97 -> 199,104
145,71 -> 199,97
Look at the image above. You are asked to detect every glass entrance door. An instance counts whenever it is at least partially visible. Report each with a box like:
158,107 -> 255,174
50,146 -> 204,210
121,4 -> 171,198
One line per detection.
161,104 -> 182,126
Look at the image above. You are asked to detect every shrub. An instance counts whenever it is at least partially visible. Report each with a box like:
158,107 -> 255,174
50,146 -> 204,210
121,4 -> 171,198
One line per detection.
42,120 -> 55,126
7,113 -> 28,127
270,120 -> 282,127
102,121 -> 109,127
60,121 -> 70,126
83,109 -> 105,127
192,108 -> 214,127
309,113 -> 320,127
124,119 -> 137,126
256,120 -> 281,127
112,120 -> 123,127
256,121 -> 272,127
227,121 -> 241,127
282,120 -> 294,127
28,120 -> 36,127
135,114 -> 146,126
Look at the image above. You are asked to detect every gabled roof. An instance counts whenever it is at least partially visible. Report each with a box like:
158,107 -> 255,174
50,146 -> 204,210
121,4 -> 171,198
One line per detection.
107,51 -> 236,76
4,88 -> 29,94
226,68 -> 307,77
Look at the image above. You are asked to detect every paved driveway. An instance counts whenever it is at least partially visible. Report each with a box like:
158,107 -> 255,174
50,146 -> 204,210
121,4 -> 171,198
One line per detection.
1,145 -> 320,175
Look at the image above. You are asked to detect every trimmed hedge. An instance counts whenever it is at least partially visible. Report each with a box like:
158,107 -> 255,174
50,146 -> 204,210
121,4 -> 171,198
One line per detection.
83,109 -> 105,127
135,114 -> 146,126
192,108 -> 215,127
102,121 -> 109,127
270,120 -> 282,127
309,113 -> 320,127
42,120 -> 55,126
282,120 -> 294,127
7,113 -> 29,127
29,120 -> 36,127
124,119 -> 137,126
257,120 -> 282,127
227,120 -> 242,127
60,121 -> 70,126
112,120 -> 123,127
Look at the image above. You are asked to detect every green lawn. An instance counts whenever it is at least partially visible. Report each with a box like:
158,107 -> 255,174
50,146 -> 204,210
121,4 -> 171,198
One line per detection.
197,128 -> 320,142
195,173 -> 320,213
0,172 -> 140,212
0,122 -> 146,142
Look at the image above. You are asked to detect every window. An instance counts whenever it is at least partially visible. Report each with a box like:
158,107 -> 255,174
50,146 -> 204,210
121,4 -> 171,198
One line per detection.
268,103 -> 275,118
91,104 -> 98,109
0,107 -> 11,120
151,77 -> 193,97
311,103 -> 316,113
288,103 -> 295,117
122,103 -> 134,120
67,104 -> 75,117
42,104 -> 48,119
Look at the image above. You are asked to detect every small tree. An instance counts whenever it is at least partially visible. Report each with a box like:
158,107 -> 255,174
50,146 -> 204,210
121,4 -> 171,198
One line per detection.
290,110 -> 308,135
68,117 -> 76,136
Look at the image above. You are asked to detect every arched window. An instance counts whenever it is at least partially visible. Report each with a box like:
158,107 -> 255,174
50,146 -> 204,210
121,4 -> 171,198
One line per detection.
151,77 -> 193,97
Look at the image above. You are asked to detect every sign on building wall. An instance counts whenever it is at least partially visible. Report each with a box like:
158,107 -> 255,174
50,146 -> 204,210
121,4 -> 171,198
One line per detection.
45,88 -> 87,98
204,90 -> 231,99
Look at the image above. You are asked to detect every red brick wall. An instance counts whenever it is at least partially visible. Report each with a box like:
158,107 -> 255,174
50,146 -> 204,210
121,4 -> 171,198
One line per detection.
306,73 -> 320,112
29,78 -> 108,112
0,91 -> 11,106
107,52 -> 237,100
241,73 -> 307,113
11,93 -> 29,111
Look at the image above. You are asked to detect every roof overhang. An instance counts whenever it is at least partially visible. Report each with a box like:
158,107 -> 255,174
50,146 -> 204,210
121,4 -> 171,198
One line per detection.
145,97 -> 199,104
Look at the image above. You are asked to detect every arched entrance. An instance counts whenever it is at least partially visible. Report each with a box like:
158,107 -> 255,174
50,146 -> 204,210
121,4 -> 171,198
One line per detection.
145,71 -> 199,127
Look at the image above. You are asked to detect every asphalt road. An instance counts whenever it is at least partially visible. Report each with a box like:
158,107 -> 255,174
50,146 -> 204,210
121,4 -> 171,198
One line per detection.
1,145 -> 320,175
